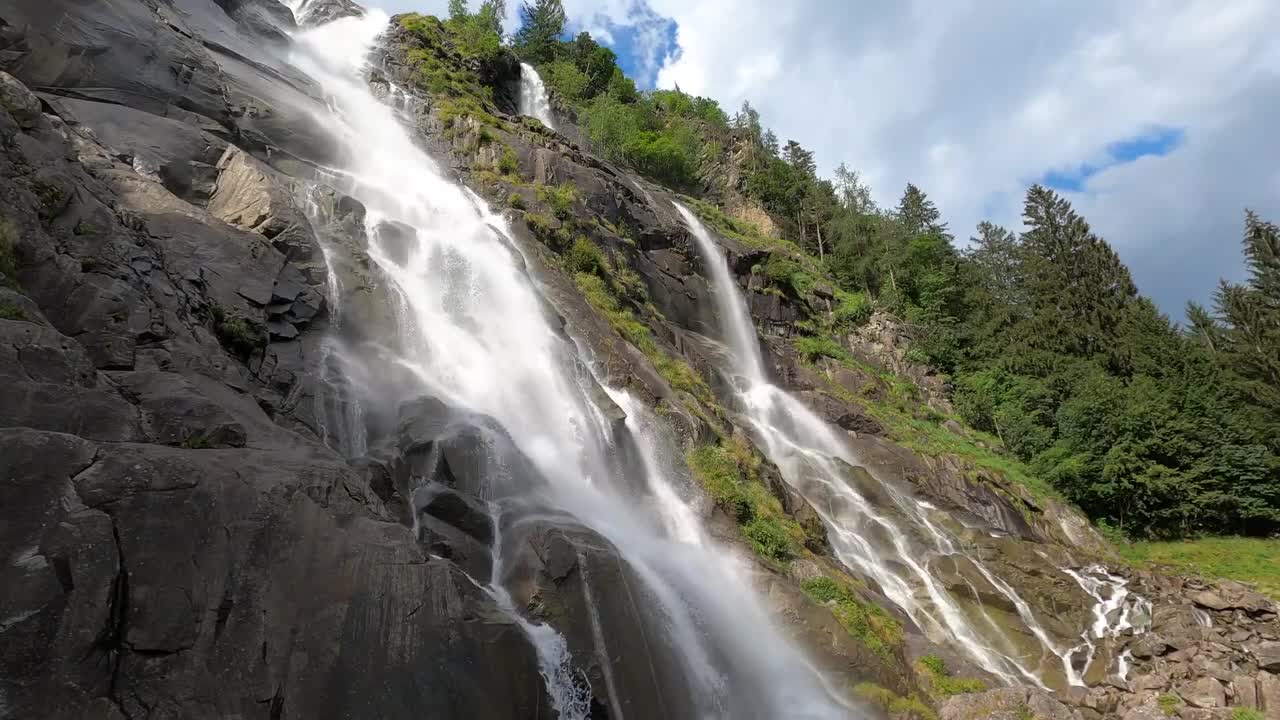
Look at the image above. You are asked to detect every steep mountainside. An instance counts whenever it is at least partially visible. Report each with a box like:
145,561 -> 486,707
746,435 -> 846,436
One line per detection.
0,2 -> 1276,720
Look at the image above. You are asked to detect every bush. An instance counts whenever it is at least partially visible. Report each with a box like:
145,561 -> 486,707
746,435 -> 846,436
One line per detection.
507,192 -> 525,209
566,236 -> 604,275
687,445 -> 754,522
832,290 -> 872,328
536,182 -> 577,219
497,146 -> 520,176
794,335 -> 850,362
743,517 -> 796,562
853,683 -> 936,720
542,60 -> 591,102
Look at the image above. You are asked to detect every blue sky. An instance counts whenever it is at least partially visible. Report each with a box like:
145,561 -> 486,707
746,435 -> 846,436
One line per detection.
372,0 -> 1280,318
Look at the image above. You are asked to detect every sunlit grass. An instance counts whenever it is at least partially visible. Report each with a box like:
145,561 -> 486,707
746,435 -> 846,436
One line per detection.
1117,537 -> 1280,599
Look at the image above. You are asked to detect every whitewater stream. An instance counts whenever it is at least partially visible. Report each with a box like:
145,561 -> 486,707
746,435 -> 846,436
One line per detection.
676,204 -> 1149,690
284,9 -> 849,719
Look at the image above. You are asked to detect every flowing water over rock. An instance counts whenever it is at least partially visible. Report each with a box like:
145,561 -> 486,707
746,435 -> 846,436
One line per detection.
286,13 -> 846,719
676,201 -> 1144,691
519,62 -> 557,130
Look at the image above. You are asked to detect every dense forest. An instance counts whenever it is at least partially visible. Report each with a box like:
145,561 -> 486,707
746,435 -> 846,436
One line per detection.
451,0 -> 1280,540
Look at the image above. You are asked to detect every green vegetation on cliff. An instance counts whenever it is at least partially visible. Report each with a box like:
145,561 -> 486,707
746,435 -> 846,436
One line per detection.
800,576 -> 902,661
686,439 -> 805,563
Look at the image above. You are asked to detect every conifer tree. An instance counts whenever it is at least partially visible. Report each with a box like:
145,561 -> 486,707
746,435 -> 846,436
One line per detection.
514,0 -> 566,63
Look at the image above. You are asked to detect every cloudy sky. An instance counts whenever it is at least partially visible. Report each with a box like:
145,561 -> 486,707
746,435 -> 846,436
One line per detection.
376,0 -> 1280,318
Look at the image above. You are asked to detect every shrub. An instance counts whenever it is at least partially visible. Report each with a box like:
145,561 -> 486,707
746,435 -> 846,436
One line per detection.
537,182 -> 577,219
507,192 -> 526,209
832,290 -> 872,328
795,335 -> 850,362
566,236 -> 604,275
743,517 -> 795,562
497,146 -> 520,176
686,445 -> 754,522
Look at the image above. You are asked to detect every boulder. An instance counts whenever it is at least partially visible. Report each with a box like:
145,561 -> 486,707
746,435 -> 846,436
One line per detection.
1176,677 -> 1225,708
293,0 -> 367,27
1252,641 -> 1280,672
1231,675 -> 1259,709
0,70 -> 43,129
940,687 -> 1083,720
1258,672 -> 1280,715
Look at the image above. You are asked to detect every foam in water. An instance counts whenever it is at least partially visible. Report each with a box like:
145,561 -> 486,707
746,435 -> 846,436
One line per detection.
285,12 -> 847,718
519,62 -> 557,130
676,201 -> 1140,689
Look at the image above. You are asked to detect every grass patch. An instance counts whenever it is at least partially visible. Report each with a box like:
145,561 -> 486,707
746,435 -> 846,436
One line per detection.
915,654 -> 986,698
801,576 -> 902,661
1117,537 -> 1280,599
507,192 -> 526,209
574,271 -> 712,404
536,182 -> 577,219
759,254 -> 816,297
832,289 -> 872,329
794,335 -> 850,363
497,146 -> 520,176
686,439 -> 804,563
1157,694 -> 1182,716
1232,709 -> 1263,720
853,683 -> 936,720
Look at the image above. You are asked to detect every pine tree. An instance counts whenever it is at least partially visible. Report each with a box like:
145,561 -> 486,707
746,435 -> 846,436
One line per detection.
1017,185 -> 1137,365
1214,211 -> 1280,448
896,183 -> 946,237
449,0 -> 468,20
514,0 -> 566,63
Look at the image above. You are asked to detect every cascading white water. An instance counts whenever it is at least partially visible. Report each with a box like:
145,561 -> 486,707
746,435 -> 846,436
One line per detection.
285,11 -> 848,719
518,62 -> 557,130
676,202 -> 1117,689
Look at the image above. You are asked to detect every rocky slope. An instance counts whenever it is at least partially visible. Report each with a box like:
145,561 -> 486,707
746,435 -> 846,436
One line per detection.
0,2 -> 1276,719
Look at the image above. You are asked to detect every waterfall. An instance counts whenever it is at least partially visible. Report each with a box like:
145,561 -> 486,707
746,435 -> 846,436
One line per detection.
676,202 -> 1110,689
284,12 -> 847,719
519,62 -> 557,130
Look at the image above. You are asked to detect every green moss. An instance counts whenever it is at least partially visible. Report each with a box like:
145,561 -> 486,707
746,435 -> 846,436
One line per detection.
1157,694 -> 1182,716
915,655 -> 986,698
181,433 -> 213,449
687,444 -> 754,521
1015,705 -> 1036,720
853,683 -> 936,720
0,302 -> 28,321
1117,537 -> 1280,599
1232,709 -> 1264,720
210,305 -> 267,359
536,182 -> 577,219
32,179 -> 68,219
801,576 -> 902,661
0,220 -> 17,284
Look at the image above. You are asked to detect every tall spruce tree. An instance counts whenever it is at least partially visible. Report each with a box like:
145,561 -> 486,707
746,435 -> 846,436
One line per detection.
514,0 -> 566,63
